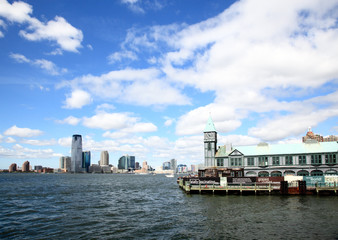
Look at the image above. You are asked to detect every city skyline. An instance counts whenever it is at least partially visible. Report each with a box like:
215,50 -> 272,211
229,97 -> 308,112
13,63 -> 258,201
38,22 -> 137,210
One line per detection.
1,0 -> 338,169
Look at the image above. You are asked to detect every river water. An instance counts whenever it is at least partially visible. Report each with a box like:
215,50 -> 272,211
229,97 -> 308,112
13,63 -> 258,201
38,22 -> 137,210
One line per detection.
0,174 -> 337,239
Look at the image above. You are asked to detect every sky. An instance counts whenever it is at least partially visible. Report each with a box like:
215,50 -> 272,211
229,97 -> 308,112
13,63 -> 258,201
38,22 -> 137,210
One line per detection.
0,0 -> 337,170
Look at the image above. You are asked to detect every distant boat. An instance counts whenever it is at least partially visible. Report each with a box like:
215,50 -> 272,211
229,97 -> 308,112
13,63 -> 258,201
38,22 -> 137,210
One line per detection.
165,174 -> 175,178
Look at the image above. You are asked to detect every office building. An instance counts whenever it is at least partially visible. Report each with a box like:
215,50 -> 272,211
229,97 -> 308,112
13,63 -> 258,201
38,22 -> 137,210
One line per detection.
71,134 -> 83,173
82,151 -> 91,172
22,161 -> 30,172
163,161 -> 171,170
118,155 -> 135,170
170,159 -> 177,172
9,163 -> 17,172
100,151 -> 109,166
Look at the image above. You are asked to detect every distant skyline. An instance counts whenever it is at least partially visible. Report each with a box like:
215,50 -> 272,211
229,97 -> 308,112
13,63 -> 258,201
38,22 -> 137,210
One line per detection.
0,0 -> 337,169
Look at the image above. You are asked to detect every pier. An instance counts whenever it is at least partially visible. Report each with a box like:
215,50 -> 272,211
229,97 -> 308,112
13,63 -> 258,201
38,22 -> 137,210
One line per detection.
178,178 -> 338,195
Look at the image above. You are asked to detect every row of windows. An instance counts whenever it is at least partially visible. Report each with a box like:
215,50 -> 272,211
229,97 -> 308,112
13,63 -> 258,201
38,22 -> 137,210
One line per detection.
223,154 -> 337,167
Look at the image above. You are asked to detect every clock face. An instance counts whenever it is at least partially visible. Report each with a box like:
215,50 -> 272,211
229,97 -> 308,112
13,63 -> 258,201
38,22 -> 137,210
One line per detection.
204,132 -> 215,141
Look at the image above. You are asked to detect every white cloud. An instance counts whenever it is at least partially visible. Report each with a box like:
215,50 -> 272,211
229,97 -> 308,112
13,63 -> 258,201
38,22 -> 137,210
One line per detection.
0,144 -> 59,159
33,59 -> 60,75
9,53 -> 66,75
95,103 -> 115,112
21,139 -> 57,146
63,89 -> 92,109
9,53 -> 30,63
0,0 -> 32,23
121,0 -> 144,14
5,137 -> 16,143
56,116 -> 81,126
0,0 -> 83,52
4,125 -> 43,138
107,50 -> 137,64
164,117 -> 175,127
83,112 -> 135,130
87,44 -> 93,50
61,68 -> 191,107
58,137 -> 72,147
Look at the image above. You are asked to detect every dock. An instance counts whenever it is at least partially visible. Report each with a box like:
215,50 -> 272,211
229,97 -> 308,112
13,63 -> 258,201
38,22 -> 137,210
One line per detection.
178,178 -> 338,195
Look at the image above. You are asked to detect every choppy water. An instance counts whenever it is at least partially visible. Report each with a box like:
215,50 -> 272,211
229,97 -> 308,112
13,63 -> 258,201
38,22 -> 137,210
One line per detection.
0,173 -> 337,239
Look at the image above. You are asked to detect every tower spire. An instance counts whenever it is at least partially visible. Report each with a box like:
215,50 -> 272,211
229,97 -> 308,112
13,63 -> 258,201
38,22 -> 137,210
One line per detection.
204,115 -> 216,132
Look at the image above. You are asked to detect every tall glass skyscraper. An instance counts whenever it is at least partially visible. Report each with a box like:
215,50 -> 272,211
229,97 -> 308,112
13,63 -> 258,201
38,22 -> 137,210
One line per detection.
118,155 -> 135,170
71,134 -> 83,173
82,151 -> 91,172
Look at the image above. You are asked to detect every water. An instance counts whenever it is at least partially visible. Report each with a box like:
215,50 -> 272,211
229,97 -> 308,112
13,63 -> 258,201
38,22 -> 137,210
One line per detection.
0,174 -> 337,239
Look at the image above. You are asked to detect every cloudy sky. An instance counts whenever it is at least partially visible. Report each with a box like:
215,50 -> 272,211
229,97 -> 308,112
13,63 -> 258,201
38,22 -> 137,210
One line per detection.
0,0 -> 337,169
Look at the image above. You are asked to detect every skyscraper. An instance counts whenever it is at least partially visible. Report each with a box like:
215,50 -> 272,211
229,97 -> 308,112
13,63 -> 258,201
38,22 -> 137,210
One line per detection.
100,151 -> 109,166
170,159 -> 177,172
118,155 -> 136,170
22,161 -> 30,172
71,134 -> 83,173
82,151 -> 91,172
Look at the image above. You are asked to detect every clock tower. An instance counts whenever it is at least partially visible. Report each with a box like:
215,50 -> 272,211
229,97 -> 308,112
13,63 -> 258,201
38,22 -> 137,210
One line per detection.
204,115 -> 217,167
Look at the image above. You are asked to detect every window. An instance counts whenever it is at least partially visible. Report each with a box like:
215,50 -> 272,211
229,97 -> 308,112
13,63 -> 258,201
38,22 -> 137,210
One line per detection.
311,154 -> 322,165
272,156 -> 280,165
230,158 -> 242,166
258,156 -> 268,166
217,158 -> 224,167
298,155 -> 306,165
207,142 -> 211,151
285,156 -> 293,165
325,154 -> 337,164
247,157 -> 254,166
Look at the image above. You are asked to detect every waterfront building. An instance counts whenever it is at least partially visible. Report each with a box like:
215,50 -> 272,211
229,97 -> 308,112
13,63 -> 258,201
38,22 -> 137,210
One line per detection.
177,164 -> 188,173
34,165 -> 43,171
163,161 -> 171,170
118,155 -> 135,170
302,127 -> 338,142
100,151 -> 109,166
135,162 -> 140,170
71,134 -> 84,173
170,159 -> 177,172
204,116 -> 217,168
64,156 -> 71,172
82,151 -> 91,172
22,161 -> 30,172
204,117 -> 338,177
9,163 -> 17,172
59,157 -> 65,169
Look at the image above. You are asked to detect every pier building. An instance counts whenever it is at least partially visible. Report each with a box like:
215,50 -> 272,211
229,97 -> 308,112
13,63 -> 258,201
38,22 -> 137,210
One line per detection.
204,117 -> 338,177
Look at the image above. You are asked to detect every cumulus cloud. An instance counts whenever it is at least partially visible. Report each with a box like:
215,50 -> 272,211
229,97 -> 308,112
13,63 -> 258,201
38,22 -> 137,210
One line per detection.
0,0 -> 83,52
4,125 -> 43,138
60,68 -> 191,107
21,139 -> 57,146
63,89 -> 92,109
83,111 -> 157,133
0,144 -> 59,159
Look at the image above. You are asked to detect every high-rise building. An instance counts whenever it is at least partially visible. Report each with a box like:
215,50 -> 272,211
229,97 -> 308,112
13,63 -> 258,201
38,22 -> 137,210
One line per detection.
163,161 -> 171,170
118,155 -> 136,170
22,161 -> 30,172
82,151 -> 91,172
170,159 -> 177,172
71,134 -> 83,173
100,151 -> 109,166
135,162 -> 140,170
9,163 -> 17,172
59,156 -> 65,169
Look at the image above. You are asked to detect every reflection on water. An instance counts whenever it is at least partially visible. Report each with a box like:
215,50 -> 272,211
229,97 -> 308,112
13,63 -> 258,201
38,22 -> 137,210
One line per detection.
0,174 -> 337,239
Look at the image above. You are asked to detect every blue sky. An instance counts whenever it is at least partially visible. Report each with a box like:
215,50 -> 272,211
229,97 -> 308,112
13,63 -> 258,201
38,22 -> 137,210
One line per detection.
0,0 -> 337,170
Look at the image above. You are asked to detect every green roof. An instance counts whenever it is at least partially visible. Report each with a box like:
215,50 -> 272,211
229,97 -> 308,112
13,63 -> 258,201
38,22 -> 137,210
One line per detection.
216,141 -> 338,157
204,115 -> 216,132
